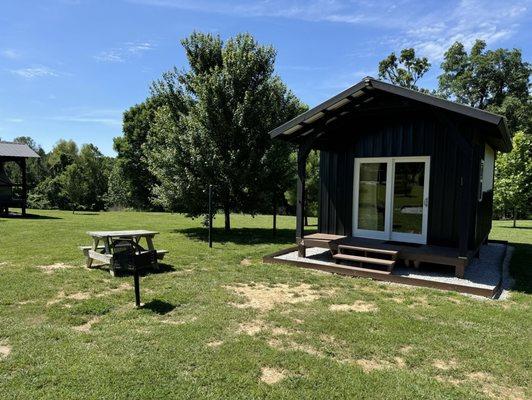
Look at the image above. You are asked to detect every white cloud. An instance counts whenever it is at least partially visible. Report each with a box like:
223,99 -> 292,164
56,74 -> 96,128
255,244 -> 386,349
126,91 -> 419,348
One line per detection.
388,0 -> 529,61
48,109 -> 122,127
1,49 -> 22,59
4,118 -> 24,123
94,41 -> 155,63
10,66 -> 59,79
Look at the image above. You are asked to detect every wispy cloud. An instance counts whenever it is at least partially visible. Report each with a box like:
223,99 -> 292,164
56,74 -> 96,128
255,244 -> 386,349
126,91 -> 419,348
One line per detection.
4,118 -> 24,123
1,49 -> 22,59
393,0 -> 529,61
10,66 -> 59,79
94,41 -> 155,63
48,109 -> 122,127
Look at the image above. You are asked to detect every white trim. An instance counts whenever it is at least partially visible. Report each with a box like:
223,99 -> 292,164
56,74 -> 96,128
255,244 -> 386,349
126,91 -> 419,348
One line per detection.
353,156 -> 430,244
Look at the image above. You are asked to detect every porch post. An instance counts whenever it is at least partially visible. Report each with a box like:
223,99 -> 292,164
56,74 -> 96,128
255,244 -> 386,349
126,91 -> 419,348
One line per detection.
296,145 -> 308,257
458,151 -> 473,263
20,158 -> 27,217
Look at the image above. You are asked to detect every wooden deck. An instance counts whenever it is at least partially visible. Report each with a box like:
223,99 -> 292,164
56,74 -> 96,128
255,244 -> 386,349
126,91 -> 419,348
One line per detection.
301,233 -> 473,278
263,241 -> 506,298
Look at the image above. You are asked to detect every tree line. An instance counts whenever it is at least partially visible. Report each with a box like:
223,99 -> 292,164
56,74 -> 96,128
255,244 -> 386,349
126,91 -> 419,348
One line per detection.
3,33 -> 530,225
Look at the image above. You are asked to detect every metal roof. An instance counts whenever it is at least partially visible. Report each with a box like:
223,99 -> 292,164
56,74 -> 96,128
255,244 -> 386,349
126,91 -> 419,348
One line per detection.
270,77 -> 512,152
0,141 -> 40,158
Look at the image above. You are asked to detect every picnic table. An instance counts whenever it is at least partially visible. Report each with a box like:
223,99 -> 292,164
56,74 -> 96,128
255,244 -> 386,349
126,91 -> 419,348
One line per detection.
81,230 -> 168,275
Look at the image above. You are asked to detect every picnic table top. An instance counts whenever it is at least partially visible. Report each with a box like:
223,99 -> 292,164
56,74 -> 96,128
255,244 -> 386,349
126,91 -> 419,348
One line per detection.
86,230 -> 159,238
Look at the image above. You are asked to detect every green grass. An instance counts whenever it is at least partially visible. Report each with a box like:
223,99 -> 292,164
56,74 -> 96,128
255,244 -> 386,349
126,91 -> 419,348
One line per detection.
0,210 -> 530,399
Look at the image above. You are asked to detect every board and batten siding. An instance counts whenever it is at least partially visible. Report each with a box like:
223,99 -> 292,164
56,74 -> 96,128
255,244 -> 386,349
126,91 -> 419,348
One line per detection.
318,113 -> 477,248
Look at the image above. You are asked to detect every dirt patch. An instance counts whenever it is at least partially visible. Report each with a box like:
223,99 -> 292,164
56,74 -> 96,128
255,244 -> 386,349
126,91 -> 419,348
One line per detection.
399,345 -> 414,354
354,356 -> 406,372
407,296 -> 431,308
435,375 -> 463,385
0,342 -> 11,360
237,319 -> 267,336
355,358 -> 392,372
72,316 -> 100,333
329,300 -> 378,313
466,372 -> 526,400
36,263 -> 77,274
433,359 -> 459,370
240,258 -> 252,266
0,262 -> 8,267
206,340 -> 223,348
225,283 -> 333,312
267,338 -> 323,357
160,316 -> 198,326
47,283 -> 132,306
260,367 -> 287,385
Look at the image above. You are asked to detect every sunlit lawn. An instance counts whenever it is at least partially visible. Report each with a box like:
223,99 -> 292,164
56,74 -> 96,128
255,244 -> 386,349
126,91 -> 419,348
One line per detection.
0,210 -> 530,399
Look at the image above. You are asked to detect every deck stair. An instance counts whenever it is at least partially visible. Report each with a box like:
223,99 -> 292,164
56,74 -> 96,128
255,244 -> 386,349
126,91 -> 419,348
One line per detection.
333,245 -> 398,272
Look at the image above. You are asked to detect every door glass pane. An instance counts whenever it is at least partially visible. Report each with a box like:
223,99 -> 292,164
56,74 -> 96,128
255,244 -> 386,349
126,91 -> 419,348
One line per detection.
358,163 -> 387,231
392,162 -> 424,234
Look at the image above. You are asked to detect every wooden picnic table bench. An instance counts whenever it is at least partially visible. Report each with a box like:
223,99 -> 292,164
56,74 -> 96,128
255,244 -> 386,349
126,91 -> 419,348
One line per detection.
81,230 -> 168,275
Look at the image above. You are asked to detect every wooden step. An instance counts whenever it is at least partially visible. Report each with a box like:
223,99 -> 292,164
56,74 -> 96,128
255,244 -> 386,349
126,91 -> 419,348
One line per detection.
333,253 -> 395,271
338,244 -> 398,259
329,263 -> 392,275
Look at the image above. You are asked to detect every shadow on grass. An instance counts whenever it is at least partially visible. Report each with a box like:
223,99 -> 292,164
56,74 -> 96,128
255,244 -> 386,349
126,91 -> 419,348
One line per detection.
141,300 -> 175,315
500,225 -> 532,230
0,212 -> 62,220
111,263 -> 176,277
509,242 -> 532,294
173,227 -> 307,245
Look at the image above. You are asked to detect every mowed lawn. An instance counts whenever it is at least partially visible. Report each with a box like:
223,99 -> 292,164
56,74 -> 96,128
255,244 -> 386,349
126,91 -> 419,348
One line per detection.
0,210 -> 530,399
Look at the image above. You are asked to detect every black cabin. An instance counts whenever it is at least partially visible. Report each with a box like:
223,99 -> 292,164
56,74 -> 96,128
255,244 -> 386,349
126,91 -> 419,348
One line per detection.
270,77 -> 511,278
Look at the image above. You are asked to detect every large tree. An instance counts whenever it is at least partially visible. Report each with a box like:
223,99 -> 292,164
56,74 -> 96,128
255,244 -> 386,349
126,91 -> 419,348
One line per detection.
378,48 -> 430,90
439,40 -> 531,133
145,32 -> 304,230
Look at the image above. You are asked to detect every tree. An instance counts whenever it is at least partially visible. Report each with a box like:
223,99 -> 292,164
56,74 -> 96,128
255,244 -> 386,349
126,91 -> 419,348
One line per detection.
378,48 -> 430,90
145,32 -> 304,231
113,97 -> 164,210
494,132 -> 532,226
284,150 -> 320,223
438,40 -> 531,133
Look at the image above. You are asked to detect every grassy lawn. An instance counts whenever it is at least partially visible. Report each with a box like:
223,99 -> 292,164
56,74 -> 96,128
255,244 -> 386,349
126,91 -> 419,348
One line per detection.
0,210 -> 530,399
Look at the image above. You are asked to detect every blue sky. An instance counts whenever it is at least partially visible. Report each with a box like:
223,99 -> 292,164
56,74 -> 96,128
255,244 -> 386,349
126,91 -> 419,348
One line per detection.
1,0 -> 530,155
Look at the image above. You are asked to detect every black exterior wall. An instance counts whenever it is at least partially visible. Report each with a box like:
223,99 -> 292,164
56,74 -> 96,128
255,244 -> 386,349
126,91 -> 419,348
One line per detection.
317,109 -> 491,249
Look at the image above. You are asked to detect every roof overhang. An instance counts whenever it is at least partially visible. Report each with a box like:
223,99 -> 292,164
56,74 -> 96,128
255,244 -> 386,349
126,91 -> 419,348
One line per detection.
270,77 -> 512,153
0,142 -> 40,159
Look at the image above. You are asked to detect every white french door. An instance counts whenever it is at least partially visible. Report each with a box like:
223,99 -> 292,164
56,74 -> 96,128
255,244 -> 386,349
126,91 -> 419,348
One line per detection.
353,156 -> 430,244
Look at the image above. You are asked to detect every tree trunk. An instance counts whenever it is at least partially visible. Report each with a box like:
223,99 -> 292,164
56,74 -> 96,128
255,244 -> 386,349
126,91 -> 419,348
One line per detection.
513,206 -> 517,228
272,194 -> 277,237
304,215 -> 308,227
224,205 -> 231,232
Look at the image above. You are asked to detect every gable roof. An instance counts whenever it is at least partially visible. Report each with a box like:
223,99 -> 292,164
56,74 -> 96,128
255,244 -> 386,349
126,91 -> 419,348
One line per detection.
270,77 -> 512,152
0,141 -> 40,158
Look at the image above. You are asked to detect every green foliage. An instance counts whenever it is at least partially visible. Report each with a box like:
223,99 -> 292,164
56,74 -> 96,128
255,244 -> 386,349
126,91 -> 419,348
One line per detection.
438,39 -> 531,134
112,97 -> 164,210
284,150 -> 320,217
145,32 -> 305,229
28,141 -> 110,211
378,48 -> 430,90
494,132 -> 532,223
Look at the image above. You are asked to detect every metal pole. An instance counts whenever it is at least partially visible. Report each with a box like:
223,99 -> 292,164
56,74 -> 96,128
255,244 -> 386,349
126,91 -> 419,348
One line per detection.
208,184 -> 213,248
133,270 -> 141,308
